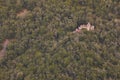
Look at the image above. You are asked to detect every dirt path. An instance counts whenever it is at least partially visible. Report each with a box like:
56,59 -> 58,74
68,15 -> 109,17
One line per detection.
0,39 -> 9,58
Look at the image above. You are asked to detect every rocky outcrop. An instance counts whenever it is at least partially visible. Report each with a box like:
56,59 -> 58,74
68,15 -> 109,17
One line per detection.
73,22 -> 94,33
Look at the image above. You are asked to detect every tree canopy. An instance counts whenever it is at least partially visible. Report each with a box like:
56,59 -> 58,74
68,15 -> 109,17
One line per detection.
0,0 -> 120,80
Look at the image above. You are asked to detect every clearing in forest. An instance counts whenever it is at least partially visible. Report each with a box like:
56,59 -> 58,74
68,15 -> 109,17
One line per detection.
17,9 -> 29,18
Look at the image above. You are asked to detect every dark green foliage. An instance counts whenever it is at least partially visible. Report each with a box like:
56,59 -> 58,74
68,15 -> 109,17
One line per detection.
0,0 -> 120,80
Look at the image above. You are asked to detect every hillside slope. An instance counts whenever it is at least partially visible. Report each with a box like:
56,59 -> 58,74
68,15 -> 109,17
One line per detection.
0,0 -> 120,80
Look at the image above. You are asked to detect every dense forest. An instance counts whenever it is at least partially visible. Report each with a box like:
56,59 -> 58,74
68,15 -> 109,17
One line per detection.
0,0 -> 120,80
